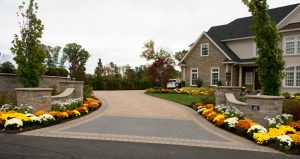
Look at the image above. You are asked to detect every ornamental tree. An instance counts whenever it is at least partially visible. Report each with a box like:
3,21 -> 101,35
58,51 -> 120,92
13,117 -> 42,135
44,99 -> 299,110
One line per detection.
243,0 -> 285,96
141,40 -> 176,88
11,0 -> 46,87
62,43 -> 90,81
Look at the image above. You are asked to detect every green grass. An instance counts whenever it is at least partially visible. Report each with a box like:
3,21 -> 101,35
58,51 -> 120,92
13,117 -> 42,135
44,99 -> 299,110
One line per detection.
147,93 -> 215,106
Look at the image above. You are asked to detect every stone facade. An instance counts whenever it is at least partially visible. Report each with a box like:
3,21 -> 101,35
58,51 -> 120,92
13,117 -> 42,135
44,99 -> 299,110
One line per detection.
183,34 -> 227,87
15,88 -> 53,111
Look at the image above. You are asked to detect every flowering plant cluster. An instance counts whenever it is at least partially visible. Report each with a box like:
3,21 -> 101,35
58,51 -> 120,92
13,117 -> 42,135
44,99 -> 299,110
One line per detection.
0,98 -> 102,131
145,87 -> 215,96
264,114 -> 293,128
196,104 -> 300,152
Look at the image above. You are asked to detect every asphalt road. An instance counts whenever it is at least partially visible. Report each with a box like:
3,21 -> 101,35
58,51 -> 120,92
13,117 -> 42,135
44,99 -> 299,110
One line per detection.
0,134 -> 298,159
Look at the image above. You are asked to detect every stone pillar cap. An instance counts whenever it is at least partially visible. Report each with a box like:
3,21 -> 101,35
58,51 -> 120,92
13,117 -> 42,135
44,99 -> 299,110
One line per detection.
246,95 -> 285,99
15,88 -> 53,91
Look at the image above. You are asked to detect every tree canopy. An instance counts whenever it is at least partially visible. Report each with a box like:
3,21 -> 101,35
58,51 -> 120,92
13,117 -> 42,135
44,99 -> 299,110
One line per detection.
11,0 -> 46,87
62,43 -> 90,81
243,0 -> 285,96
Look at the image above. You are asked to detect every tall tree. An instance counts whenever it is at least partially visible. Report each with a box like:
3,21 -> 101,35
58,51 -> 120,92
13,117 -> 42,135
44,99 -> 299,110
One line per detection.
11,0 -> 46,87
174,49 -> 188,63
42,45 -> 61,68
141,40 -> 176,88
243,0 -> 285,96
94,58 -> 105,77
63,43 -> 90,81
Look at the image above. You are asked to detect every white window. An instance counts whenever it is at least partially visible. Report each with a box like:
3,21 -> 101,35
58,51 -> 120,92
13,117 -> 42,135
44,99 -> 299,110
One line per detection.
284,66 -> 300,87
201,43 -> 209,56
190,68 -> 198,86
284,36 -> 300,55
245,72 -> 253,85
211,67 -> 219,86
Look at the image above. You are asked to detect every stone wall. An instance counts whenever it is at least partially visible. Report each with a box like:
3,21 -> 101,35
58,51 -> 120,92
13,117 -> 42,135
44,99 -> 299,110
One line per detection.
245,95 -> 284,126
59,81 -> 84,99
0,73 -> 70,104
216,87 -> 284,126
0,73 -> 70,93
215,86 -> 243,105
15,88 -> 53,111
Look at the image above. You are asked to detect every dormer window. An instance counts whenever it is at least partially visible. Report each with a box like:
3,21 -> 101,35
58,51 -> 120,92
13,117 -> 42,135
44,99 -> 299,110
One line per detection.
201,43 -> 209,56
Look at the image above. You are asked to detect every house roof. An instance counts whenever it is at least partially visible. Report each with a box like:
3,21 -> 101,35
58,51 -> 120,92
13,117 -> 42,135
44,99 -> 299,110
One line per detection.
181,3 -> 299,64
206,3 -> 299,61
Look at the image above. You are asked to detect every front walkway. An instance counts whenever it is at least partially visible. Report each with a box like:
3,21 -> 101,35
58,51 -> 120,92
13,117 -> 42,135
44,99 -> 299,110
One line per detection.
20,91 -> 277,153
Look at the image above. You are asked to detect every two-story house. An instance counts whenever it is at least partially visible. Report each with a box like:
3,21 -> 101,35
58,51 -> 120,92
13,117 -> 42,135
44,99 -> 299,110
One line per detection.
180,3 -> 300,93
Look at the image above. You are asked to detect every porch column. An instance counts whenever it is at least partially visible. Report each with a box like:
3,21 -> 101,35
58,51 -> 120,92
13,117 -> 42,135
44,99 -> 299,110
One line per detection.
239,66 -> 242,87
181,66 -> 186,81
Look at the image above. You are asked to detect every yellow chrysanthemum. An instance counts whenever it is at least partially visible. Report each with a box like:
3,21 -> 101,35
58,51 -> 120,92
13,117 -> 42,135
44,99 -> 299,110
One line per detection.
253,133 -> 271,145
278,125 -> 296,134
268,128 -> 286,138
0,111 -> 30,122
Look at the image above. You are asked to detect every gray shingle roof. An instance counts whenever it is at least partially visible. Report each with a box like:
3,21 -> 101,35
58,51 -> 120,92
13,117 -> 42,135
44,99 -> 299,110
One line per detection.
206,3 -> 299,61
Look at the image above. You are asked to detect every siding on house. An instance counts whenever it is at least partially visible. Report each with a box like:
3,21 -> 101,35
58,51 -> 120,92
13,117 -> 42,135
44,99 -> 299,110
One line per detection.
279,6 -> 300,28
225,39 -> 256,59
184,34 -> 227,86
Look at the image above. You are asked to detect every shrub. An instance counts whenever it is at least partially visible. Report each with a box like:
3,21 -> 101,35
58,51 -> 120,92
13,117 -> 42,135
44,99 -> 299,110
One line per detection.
217,81 -> 222,86
0,61 -> 16,73
181,81 -> 186,87
83,84 -> 94,99
283,99 -> 300,120
196,79 -> 202,87
45,67 -> 69,77
282,92 -> 291,99
294,93 -> 300,97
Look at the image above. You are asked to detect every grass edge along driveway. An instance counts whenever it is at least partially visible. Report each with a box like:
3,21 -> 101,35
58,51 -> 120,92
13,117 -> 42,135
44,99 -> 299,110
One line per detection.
147,93 -> 214,106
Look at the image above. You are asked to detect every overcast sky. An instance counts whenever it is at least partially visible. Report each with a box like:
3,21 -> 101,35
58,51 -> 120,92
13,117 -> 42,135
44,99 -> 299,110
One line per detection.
0,0 -> 299,73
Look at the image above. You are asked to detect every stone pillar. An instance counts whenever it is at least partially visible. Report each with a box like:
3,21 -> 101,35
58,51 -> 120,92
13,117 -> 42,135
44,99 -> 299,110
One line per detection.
246,95 -> 284,126
59,81 -> 84,98
15,88 -> 53,111
215,86 -> 243,105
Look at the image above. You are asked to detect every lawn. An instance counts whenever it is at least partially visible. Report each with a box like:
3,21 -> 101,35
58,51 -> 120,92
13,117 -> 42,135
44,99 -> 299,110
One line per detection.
147,93 -> 214,106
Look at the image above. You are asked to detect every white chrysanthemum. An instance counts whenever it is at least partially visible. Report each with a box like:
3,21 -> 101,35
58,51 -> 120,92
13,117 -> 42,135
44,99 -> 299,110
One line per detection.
30,116 -> 41,123
25,113 -> 35,117
276,135 -> 293,147
247,125 -> 267,134
39,114 -> 55,122
4,118 -> 23,128
224,117 -> 239,128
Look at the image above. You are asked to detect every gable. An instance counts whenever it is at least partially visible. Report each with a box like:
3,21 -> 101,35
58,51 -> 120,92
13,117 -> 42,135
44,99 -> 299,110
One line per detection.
180,32 -> 231,64
278,4 -> 300,29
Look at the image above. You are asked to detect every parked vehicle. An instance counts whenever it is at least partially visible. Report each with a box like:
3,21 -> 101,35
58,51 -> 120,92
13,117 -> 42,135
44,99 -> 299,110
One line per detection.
167,79 -> 176,89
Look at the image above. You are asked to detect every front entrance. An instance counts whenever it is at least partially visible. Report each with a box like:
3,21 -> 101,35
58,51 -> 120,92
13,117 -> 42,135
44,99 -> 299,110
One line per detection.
241,67 -> 260,92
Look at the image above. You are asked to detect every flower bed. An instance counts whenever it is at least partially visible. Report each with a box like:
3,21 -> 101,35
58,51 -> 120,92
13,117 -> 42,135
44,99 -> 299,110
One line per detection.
145,87 -> 215,96
196,104 -> 300,153
0,97 -> 102,133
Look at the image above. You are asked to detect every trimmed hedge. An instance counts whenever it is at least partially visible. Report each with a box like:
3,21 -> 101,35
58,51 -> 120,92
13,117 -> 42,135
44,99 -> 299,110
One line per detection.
92,77 -> 153,90
45,67 -> 69,77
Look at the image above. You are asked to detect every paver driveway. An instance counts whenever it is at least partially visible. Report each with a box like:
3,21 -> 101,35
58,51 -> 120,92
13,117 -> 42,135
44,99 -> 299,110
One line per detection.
21,90 -> 277,153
